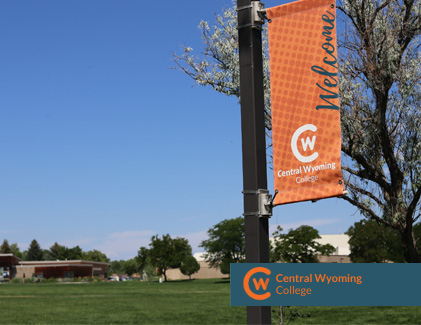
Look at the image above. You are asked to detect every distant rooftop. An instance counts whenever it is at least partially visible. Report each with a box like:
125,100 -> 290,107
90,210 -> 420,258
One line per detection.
317,234 -> 350,255
193,252 -> 207,261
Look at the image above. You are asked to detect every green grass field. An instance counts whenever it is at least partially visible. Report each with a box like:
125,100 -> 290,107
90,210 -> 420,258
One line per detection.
0,279 -> 420,324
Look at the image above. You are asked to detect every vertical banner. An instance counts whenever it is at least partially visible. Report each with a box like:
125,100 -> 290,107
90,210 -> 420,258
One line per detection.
267,0 -> 345,205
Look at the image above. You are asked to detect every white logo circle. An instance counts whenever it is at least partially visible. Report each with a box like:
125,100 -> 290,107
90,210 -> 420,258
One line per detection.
291,124 -> 319,163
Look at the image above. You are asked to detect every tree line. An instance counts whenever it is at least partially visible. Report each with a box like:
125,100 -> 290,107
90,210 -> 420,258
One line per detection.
199,217 -> 336,270
199,217 -> 421,273
141,216 -> 421,281
3,215 -> 420,282
5,215 -> 407,277
0,236 -> 200,281
0,239 -> 109,263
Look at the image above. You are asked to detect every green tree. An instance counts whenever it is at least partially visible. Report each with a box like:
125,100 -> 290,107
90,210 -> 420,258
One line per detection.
123,258 -> 140,276
25,239 -> 44,261
66,246 -> 83,260
136,246 -> 154,280
109,260 -> 125,275
180,255 -> 200,280
0,239 -> 11,254
174,0 -> 421,262
138,234 -> 192,282
10,243 -> 24,259
136,246 -> 149,271
47,242 -> 67,260
82,249 -> 110,263
271,226 -> 335,263
46,243 -> 83,261
108,259 -> 141,277
199,217 -> 245,275
347,220 -> 421,263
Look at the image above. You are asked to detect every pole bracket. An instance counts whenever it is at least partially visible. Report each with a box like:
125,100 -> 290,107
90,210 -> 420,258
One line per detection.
258,189 -> 273,218
237,1 -> 265,30
242,189 -> 273,218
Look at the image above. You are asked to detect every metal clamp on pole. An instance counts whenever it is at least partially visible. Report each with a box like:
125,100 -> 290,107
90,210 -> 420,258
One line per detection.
257,189 -> 272,218
252,1 -> 265,28
242,189 -> 273,217
237,1 -> 265,30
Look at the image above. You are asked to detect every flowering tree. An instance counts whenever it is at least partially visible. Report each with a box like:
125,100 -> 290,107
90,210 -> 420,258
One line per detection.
338,0 -> 421,262
172,3 -> 273,136
173,0 -> 421,262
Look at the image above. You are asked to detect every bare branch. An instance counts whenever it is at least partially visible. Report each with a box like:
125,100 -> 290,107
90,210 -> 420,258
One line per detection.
344,180 -> 384,207
341,195 -> 397,229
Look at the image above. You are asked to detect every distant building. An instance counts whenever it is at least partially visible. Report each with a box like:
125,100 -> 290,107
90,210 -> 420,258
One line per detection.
0,254 -> 21,281
166,234 -> 351,280
0,254 -> 110,281
316,234 -> 351,263
317,234 -> 351,255
165,253 -> 225,280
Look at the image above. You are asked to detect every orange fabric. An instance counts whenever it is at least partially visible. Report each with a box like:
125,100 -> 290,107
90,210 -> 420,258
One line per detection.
267,0 -> 344,205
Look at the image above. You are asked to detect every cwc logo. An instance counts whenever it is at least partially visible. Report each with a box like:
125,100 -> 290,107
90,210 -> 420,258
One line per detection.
243,267 -> 271,300
291,124 -> 319,163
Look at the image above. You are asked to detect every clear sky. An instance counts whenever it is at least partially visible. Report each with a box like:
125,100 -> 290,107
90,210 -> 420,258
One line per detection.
0,0 -> 362,260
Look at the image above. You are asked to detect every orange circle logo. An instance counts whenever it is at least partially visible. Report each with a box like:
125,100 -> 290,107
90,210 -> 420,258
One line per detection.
243,267 -> 271,300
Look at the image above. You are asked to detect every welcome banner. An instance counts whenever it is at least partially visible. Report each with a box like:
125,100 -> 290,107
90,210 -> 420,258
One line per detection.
267,0 -> 345,205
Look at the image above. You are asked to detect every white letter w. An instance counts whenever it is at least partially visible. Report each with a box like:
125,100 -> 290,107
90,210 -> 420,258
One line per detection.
301,136 -> 316,151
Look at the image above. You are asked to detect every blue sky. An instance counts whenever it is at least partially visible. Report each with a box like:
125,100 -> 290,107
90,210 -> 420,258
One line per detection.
0,0 -> 362,260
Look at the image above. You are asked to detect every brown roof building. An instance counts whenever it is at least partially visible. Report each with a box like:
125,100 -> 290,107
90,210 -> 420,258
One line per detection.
0,254 -> 21,280
0,254 -> 110,281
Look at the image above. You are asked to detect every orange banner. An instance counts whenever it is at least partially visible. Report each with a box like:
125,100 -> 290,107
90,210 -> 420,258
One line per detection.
267,0 -> 345,205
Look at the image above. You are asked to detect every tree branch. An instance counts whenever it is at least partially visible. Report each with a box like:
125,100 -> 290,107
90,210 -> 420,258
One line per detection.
344,179 -> 384,207
407,186 -> 421,222
341,147 -> 391,194
341,195 -> 398,229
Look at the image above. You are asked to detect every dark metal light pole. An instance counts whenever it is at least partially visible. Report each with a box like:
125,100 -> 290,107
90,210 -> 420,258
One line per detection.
237,0 -> 271,324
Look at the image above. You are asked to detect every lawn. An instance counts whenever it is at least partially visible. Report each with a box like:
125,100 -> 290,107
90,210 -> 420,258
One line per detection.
0,279 -> 420,324
0,279 -> 245,324
274,306 -> 421,324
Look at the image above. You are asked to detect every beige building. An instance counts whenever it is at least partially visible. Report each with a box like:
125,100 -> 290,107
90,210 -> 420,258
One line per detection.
167,234 -> 351,280
166,253 -> 225,280
316,234 -> 351,263
316,234 -> 351,255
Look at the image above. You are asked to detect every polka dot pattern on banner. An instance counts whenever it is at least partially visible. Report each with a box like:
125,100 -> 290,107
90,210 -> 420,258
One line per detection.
267,0 -> 345,205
